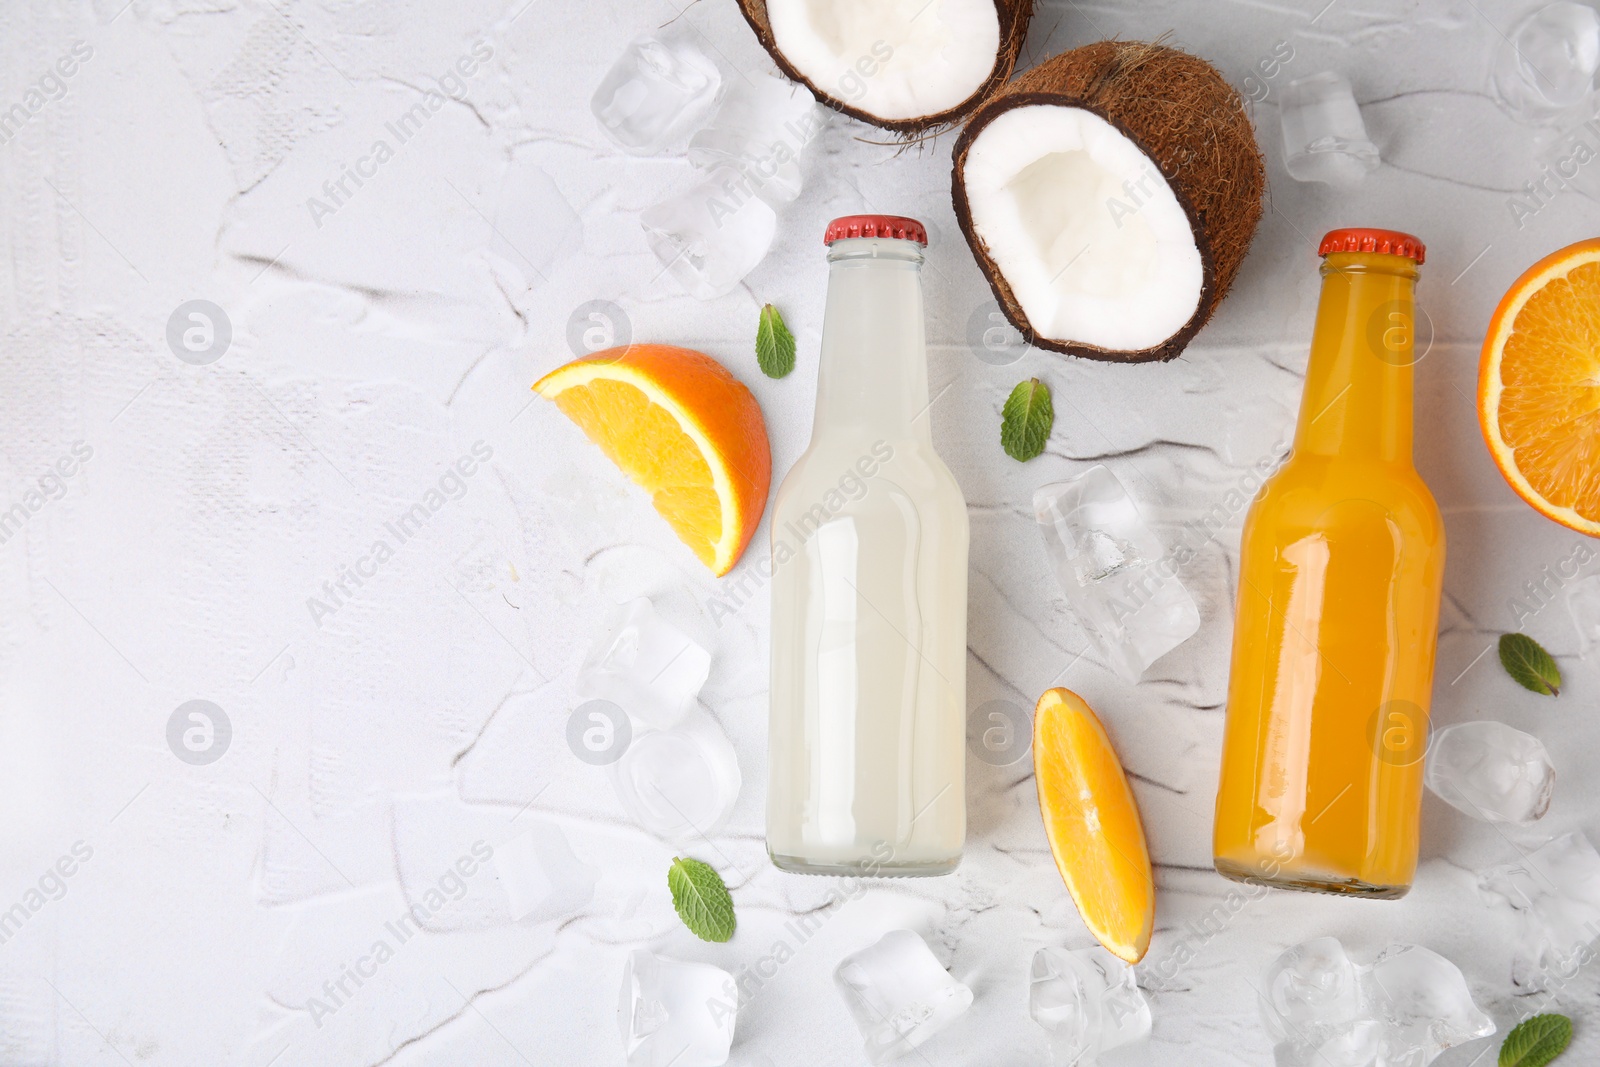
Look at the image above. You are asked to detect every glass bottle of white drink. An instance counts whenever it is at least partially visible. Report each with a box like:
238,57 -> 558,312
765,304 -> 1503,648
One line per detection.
767,215 -> 969,876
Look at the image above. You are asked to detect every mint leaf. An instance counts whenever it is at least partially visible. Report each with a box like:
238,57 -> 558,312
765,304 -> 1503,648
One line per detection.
1001,377 -> 1053,461
1500,1013 -> 1572,1067
668,857 -> 735,942
756,303 -> 796,379
1500,633 -> 1562,696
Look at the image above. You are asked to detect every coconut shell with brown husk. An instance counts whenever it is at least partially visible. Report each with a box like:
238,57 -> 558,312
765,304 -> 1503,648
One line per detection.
953,41 -> 1266,363
735,0 -> 1033,134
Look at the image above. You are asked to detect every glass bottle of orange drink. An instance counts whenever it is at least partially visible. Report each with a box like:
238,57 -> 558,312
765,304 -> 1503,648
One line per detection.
1214,228 -> 1444,898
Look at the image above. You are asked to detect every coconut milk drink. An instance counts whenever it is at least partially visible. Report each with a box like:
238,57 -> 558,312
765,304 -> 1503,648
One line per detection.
767,215 -> 969,876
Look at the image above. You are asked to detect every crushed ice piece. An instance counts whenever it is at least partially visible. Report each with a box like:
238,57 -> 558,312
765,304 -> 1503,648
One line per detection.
834,929 -> 973,1064
1481,830 -> 1600,991
641,166 -> 777,300
610,706 -> 741,842
619,949 -> 737,1067
1029,945 -> 1151,1065
1424,720 -> 1553,824
1492,2 -> 1600,123
1280,72 -> 1380,186
687,71 -> 818,204
1259,937 -> 1493,1067
577,598 -> 710,730
591,35 -> 722,155
1566,572 -> 1600,652
390,794 -> 511,930
1034,465 -> 1201,682
492,822 -> 599,922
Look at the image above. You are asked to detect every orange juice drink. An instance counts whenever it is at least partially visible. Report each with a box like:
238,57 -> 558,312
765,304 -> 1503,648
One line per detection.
1213,228 -> 1444,898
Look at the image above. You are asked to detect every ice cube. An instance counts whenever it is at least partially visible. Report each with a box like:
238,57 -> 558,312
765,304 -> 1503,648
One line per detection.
610,706 -> 741,842
834,930 -> 973,1064
1259,938 -> 1493,1067
391,794 -> 601,930
1492,2 -> 1600,123
492,822 -> 600,923
1567,572 -> 1600,652
486,159 -> 581,288
577,598 -> 710,730
618,949 -> 737,1067
1029,946 -> 1151,1065
641,166 -> 777,300
1364,944 -> 1495,1067
591,35 -> 722,156
1034,466 -> 1202,682
1279,72 -> 1380,186
1424,720 -> 1554,824
391,792 -> 522,930
687,72 -> 819,204
1481,830 -> 1600,990
1259,937 -> 1370,1067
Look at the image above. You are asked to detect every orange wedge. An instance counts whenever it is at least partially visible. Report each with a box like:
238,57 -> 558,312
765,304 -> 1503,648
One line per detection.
1479,237 -> 1600,535
1033,687 -> 1154,963
533,345 -> 771,575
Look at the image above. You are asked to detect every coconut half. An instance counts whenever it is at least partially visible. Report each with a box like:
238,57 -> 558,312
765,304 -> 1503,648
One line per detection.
954,42 -> 1266,363
736,0 -> 1033,132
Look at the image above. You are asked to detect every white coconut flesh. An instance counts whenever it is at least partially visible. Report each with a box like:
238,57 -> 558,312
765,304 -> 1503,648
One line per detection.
766,0 -> 1001,121
962,105 -> 1205,352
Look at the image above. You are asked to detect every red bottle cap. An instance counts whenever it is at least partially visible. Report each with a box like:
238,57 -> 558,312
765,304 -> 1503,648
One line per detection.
1318,227 -> 1426,264
824,214 -> 928,246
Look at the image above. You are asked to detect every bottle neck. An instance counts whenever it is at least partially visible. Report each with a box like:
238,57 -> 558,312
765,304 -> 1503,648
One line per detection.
814,237 -> 930,441
1293,252 -> 1420,462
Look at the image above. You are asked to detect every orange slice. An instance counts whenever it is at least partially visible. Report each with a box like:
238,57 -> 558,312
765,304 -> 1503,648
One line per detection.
1479,237 -> 1600,535
534,345 -> 771,575
1033,687 -> 1154,963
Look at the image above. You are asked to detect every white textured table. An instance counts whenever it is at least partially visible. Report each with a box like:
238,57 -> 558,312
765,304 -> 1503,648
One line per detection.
2,0 -> 1598,1063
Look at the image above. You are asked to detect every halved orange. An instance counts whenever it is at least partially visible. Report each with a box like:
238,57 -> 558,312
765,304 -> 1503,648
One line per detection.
1033,687 -> 1154,963
533,345 -> 771,575
1479,237 -> 1600,535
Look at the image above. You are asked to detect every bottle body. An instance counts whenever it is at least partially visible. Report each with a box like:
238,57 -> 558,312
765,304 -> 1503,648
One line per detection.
767,232 -> 969,876
1213,246 -> 1444,897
